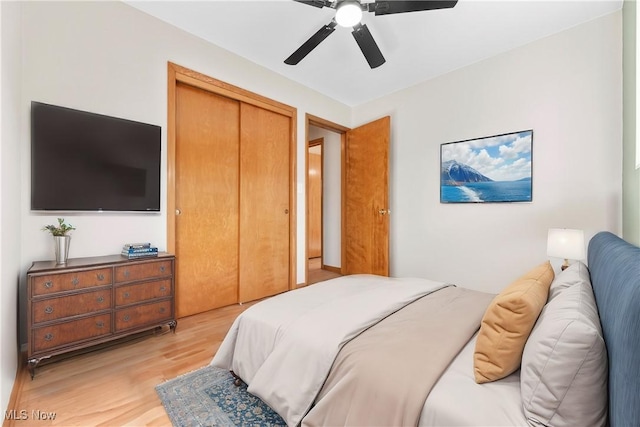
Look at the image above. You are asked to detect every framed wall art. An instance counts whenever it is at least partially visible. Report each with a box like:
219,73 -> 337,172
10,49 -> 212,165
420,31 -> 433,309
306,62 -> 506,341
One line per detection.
440,129 -> 533,203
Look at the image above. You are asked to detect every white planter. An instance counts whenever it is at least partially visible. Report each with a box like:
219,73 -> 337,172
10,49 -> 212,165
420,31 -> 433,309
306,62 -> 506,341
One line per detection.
54,235 -> 71,265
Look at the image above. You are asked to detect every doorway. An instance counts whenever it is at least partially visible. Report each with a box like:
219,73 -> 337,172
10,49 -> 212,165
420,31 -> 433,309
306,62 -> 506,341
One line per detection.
307,137 -> 323,261
306,117 -> 346,285
306,133 -> 342,285
305,114 -> 391,285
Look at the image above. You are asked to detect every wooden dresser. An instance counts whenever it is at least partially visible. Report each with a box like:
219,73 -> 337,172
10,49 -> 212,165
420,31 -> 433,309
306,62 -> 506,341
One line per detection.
27,253 -> 176,377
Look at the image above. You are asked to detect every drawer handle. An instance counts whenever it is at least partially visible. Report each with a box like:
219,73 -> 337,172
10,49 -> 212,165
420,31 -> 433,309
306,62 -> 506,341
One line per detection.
97,273 -> 105,281
123,292 -> 130,299
96,321 -> 104,328
159,265 -> 166,273
44,333 -> 54,341
159,307 -> 166,313
72,277 -> 79,286
123,270 -> 130,278
44,306 -> 54,314
44,281 -> 53,289
159,286 -> 166,292
123,314 -> 131,322
97,296 -> 104,303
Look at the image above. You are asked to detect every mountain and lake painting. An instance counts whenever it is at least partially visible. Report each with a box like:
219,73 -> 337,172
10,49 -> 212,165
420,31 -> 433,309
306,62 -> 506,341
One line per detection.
440,130 -> 533,203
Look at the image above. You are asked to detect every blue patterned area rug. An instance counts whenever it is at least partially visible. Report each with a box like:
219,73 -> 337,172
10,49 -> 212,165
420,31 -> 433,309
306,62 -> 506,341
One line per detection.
155,365 -> 285,427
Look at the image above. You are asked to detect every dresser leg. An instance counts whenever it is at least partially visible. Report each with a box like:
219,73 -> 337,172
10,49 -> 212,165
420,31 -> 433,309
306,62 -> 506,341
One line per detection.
27,357 -> 49,379
28,359 -> 37,379
168,320 -> 178,333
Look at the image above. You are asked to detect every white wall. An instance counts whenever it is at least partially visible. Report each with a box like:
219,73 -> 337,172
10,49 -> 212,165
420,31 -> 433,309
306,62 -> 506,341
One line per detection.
623,0 -> 640,246
16,1 -> 351,344
353,12 -> 623,293
309,126 -> 342,268
1,0 -> 22,414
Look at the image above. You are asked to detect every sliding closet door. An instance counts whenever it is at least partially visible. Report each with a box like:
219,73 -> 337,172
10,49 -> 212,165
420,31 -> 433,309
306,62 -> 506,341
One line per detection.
239,103 -> 291,302
175,83 -> 240,317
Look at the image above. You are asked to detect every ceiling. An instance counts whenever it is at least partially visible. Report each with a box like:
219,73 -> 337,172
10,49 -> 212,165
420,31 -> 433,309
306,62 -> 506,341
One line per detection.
125,0 -> 622,106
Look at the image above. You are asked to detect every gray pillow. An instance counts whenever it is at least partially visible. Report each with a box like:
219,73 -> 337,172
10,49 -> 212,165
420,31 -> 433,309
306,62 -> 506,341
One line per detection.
520,262 -> 607,427
547,261 -> 589,300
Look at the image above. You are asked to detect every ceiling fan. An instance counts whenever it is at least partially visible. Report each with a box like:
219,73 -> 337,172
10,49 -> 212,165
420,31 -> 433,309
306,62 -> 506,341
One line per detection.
285,0 -> 458,69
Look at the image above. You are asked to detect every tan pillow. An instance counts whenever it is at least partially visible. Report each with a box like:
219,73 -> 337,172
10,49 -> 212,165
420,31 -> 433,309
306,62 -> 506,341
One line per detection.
473,261 -> 554,383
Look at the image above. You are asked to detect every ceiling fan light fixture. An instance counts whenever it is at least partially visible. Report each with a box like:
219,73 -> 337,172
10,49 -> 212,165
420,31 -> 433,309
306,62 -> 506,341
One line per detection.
287,0 -> 460,68
335,1 -> 363,27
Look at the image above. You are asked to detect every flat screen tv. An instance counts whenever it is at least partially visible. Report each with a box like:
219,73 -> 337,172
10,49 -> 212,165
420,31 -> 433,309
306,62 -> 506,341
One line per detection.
31,101 -> 161,212
440,129 -> 533,203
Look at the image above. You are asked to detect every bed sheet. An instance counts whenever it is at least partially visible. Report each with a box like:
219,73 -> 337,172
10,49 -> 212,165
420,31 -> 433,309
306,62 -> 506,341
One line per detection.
420,333 -> 528,426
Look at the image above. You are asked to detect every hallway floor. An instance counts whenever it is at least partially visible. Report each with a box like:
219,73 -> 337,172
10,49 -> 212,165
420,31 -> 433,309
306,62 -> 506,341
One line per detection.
307,257 -> 341,285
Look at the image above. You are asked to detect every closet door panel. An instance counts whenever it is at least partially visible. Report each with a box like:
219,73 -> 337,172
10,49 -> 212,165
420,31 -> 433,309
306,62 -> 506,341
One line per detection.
175,83 -> 240,317
239,103 -> 290,302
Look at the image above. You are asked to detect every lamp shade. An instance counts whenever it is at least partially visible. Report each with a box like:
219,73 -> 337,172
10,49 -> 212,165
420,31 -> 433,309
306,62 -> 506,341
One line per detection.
547,228 -> 585,260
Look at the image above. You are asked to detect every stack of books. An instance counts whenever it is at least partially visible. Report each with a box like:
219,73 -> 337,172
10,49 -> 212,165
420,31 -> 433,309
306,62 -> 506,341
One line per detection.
121,243 -> 158,259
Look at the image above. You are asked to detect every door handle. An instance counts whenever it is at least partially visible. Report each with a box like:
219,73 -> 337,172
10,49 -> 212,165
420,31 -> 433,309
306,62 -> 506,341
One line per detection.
378,209 -> 390,215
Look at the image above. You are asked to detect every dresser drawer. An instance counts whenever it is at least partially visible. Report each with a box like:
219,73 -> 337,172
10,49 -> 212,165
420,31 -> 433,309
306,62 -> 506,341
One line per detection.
115,300 -> 172,332
32,289 -> 111,325
114,260 -> 172,283
32,314 -> 111,353
115,279 -> 172,307
31,268 -> 112,296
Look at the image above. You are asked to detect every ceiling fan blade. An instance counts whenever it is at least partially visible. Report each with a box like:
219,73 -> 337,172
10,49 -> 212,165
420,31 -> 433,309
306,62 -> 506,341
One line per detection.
285,20 -> 337,65
368,0 -> 458,16
294,0 -> 333,8
351,23 -> 385,69
293,0 -> 334,9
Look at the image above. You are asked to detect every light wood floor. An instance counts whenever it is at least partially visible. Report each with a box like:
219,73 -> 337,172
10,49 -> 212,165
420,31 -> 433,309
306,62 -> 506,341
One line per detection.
5,303 -> 254,427
307,257 -> 341,285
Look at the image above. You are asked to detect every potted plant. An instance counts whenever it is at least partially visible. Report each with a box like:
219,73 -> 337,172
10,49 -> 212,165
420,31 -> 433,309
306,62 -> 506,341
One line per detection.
42,218 -> 76,265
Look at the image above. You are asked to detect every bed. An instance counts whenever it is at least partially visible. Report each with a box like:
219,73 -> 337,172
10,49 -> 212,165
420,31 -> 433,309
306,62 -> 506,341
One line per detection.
211,231 -> 640,426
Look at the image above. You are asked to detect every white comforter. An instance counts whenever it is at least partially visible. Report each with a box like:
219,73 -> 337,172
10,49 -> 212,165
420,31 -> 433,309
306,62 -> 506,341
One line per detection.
211,274 -> 448,426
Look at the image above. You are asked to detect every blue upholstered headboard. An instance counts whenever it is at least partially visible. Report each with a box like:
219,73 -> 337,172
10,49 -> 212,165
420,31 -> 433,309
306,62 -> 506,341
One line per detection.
587,232 -> 640,427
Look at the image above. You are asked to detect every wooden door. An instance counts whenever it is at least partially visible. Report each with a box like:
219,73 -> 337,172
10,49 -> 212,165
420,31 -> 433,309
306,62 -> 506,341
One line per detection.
343,116 -> 390,276
175,83 -> 240,317
308,145 -> 323,259
239,103 -> 291,302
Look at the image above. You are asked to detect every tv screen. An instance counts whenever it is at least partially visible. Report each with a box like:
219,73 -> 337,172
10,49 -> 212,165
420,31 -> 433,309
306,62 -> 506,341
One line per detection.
31,102 -> 161,212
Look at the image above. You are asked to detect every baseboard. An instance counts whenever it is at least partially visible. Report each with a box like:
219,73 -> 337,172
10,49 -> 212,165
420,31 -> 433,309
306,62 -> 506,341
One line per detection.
5,351 -> 28,427
322,265 -> 341,274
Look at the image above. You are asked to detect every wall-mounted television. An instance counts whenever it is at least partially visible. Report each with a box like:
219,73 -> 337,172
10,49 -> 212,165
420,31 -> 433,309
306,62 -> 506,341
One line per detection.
31,101 -> 161,212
